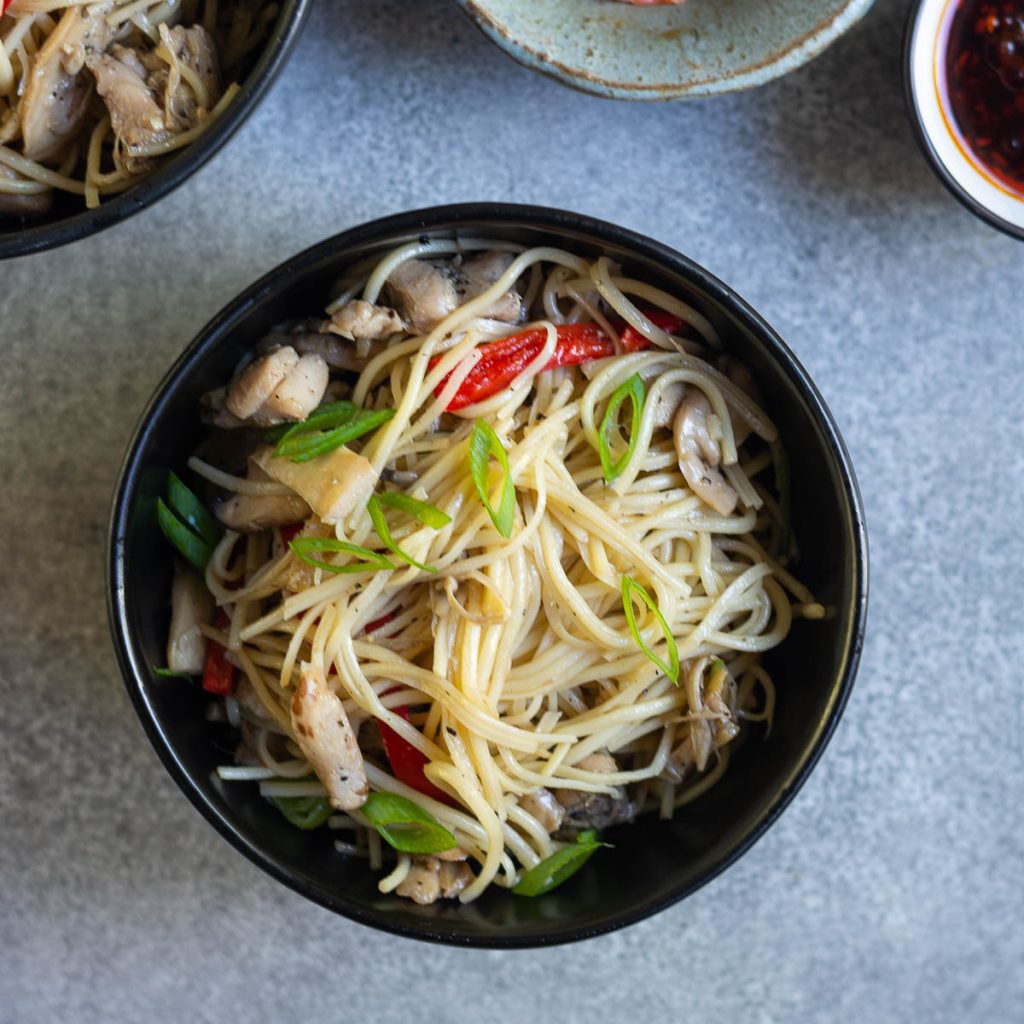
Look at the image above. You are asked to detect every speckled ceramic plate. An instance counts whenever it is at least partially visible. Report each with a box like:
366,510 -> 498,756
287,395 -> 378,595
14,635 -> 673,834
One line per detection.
453,0 -> 875,100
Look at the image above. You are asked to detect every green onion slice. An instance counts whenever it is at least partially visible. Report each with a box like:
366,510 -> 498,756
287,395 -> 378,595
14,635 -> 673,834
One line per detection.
271,794 -> 332,830
157,497 -> 213,572
273,402 -> 395,464
288,536 -> 394,574
166,471 -> 221,547
264,400 -> 358,443
362,791 -> 457,854
376,491 -> 452,529
469,419 -> 516,538
598,373 -> 645,483
621,575 -> 680,685
367,495 -> 442,573
513,830 -> 607,897
153,666 -> 196,680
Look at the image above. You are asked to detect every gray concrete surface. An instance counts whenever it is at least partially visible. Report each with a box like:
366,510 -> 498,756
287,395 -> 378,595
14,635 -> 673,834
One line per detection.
2,0 -> 1022,1020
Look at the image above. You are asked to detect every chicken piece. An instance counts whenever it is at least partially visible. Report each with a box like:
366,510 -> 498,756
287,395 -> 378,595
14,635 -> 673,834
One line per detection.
253,444 -> 377,525
253,353 -> 329,425
327,300 -> 405,342
86,49 -> 172,153
554,752 -> 634,834
396,856 -> 442,905
0,166 -> 53,218
439,860 -> 474,898
519,787 -> 565,834
383,250 -> 521,333
166,563 -> 214,674
455,251 -> 522,323
290,669 -> 367,811
20,5 -> 111,163
224,347 -> 300,419
673,388 -> 738,516
215,491 -> 310,532
394,856 -> 474,905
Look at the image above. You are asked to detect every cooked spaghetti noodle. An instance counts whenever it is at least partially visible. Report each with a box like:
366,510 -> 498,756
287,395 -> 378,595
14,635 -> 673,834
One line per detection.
0,0 -> 275,215
160,241 -> 823,904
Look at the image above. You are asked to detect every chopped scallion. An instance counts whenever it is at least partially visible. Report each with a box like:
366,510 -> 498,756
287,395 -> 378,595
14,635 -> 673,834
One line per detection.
157,497 -> 214,572
288,536 -> 394,574
271,794 -> 332,830
362,791 -> 456,854
376,491 -> 452,529
367,495 -> 441,573
513,830 -> 607,897
469,419 -> 516,538
598,373 -> 645,483
166,471 -> 221,547
621,575 -> 680,685
272,402 -> 395,463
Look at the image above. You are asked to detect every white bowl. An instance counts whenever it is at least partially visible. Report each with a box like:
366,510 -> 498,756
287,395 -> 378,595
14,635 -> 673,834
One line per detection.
905,0 -> 1024,239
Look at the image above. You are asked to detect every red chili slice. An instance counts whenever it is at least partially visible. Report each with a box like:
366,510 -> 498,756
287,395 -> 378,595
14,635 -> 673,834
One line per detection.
202,611 -> 235,696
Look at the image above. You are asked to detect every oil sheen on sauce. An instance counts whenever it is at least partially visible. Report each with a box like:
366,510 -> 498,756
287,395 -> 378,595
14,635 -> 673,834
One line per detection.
945,0 -> 1024,194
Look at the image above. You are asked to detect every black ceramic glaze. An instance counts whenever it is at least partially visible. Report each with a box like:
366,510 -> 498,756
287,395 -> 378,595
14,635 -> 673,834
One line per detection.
0,0 -> 310,261
108,204 -> 868,947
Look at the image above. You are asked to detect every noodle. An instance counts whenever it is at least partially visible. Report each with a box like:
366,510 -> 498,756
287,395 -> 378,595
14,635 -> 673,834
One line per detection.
161,242 -> 823,904
0,0 -> 272,215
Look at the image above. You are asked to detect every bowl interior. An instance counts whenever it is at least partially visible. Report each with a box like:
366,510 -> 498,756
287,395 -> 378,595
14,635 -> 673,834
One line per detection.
110,207 -> 865,946
0,0 -> 309,260
455,0 -> 874,99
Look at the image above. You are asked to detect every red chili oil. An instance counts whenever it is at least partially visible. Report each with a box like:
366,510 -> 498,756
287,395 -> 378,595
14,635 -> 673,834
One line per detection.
945,0 -> 1024,194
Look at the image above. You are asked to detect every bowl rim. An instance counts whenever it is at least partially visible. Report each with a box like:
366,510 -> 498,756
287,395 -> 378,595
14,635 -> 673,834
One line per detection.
902,0 -> 1024,241
107,202 -> 869,947
0,0 -> 312,261
452,0 -> 876,101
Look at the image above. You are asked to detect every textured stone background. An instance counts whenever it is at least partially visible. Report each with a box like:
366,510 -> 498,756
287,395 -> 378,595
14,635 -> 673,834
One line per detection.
2,1 -> 1022,1020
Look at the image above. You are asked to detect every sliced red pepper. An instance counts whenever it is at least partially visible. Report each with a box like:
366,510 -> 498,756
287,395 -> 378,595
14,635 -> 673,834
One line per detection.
432,323 -> 618,410
432,314 -> 686,411
378,704 -> 454,805
619,309 -> 684,351
363,611 -> 395,635
279,523 -> 303,544
202,610 -> 235,696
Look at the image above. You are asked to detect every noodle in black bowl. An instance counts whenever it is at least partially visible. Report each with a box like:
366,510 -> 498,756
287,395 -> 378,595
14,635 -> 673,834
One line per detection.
108,204 -> 867,946
0,0 -> 310,261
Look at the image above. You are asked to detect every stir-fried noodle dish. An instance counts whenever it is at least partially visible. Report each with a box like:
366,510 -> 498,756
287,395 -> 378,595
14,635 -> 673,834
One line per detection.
0,0 -> 276,216
156,239 -> 824,905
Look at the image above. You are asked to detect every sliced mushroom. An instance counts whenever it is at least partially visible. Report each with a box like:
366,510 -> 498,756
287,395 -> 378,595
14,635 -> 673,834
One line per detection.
383,250 -> 521,334
166,563 -> 214,674
253,444 -> 378,525
455,250 -> 522,323
650,381 -> 687,430
554,752 -> 634,834
327,300 -> 405,342
152,24 -> 221,125
20,5 -> 111,163
290,669 -> 367,811
85,48 -> 171,154
215,491 -> 310,532
673,389 -> 738,516
519,787 -> 565,834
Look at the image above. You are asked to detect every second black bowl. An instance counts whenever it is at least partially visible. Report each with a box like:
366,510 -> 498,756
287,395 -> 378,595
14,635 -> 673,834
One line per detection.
108,203 -> 867,946
0,0 -> 311,260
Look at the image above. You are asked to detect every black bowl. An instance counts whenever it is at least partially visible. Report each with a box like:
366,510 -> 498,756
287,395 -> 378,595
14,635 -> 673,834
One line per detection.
108,203 -> 868,947
0,1 -> 310,261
